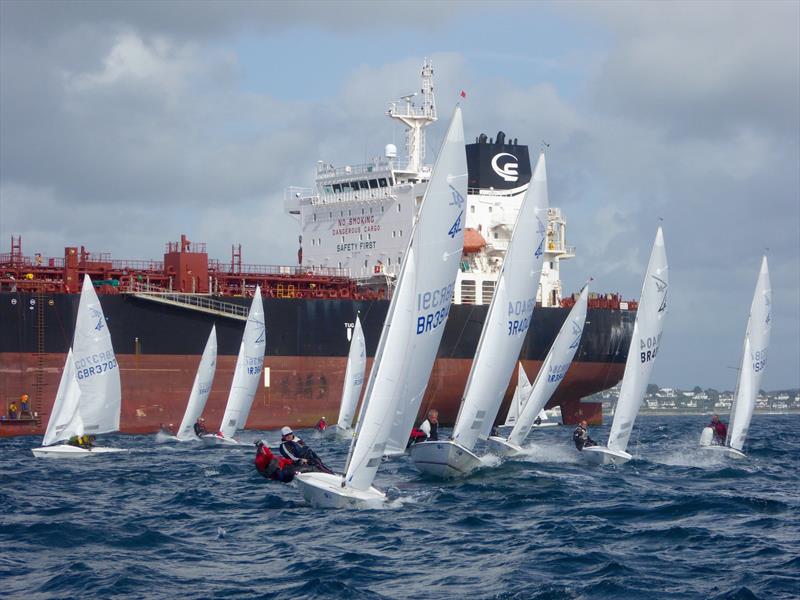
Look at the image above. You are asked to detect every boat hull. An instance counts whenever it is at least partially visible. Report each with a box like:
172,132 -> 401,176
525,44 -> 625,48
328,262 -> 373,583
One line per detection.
486,436 -> 525,457
699,445 -> 747,460
581,445 -> 632,465
295,472 -> 386,509
1,293 -> 634,437
409,440 -> 483,479
32,445 -> 126,458
200,433 -> 240,446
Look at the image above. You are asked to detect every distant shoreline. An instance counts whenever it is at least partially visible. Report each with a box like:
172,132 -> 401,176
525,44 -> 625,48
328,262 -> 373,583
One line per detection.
604,410 -> 800,417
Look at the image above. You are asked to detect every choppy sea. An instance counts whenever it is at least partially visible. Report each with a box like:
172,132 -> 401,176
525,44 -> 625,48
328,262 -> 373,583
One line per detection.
1,414 -> 798,599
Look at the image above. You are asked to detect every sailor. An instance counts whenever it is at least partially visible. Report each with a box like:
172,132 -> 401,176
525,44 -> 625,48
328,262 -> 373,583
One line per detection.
20,394 -> 31,418
419,409 -> 439,442
572,420 -> 597,451
254,440 -> 296,483
8,401 -> 18,420
316,416 -> 327,432
708,414 -> 728,445
279,426 -> 333,474
193,417 -> 209,437
160,423 -> 175,436
534,416 -> 542,426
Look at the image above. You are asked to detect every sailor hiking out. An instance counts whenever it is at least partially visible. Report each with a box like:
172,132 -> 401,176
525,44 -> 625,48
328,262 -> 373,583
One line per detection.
573,420 -> 597,451
254,441 -> 296,483
279,427 -> 333,474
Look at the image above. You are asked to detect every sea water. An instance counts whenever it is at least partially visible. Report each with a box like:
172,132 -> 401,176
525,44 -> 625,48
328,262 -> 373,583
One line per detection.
1,415 -> 798,599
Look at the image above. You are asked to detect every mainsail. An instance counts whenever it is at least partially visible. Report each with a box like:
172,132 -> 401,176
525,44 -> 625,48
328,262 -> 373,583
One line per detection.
606,228 -> 668,453
451,152 -> 549,451
219,287 -> 266,439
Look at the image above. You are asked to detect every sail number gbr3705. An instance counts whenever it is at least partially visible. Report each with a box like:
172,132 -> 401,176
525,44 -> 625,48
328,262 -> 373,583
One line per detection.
75,350 -> 118,380
416,283 -> 455,335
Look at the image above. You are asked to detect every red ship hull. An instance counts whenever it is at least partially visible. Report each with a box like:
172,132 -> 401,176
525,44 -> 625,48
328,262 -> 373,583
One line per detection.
0,352 -> 612,437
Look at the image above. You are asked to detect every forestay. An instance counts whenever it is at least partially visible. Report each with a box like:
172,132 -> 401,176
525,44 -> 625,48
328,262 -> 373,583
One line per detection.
727,256 -> 771,452
42,349 -> 84,446
347,106 -> 466,484
451,152 -> 549,452
72,275 -> 121,435
380,107 -> 468,457
507,282 -> 588,446
607,228 -> 668,453
219,287 -> 266,439
503,363 -> 532,427
177,326 -> 218,441
337,316 -> 366,431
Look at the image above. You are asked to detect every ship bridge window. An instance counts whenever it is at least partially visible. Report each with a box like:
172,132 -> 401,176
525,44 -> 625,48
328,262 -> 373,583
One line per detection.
482,281 -> 496,303
359,180 -> 370,190
332,184 -> 342,193
369,179 -> 378,189
323,185 -> 333,194
379,178 -> 388,188
461,280 -> 476,305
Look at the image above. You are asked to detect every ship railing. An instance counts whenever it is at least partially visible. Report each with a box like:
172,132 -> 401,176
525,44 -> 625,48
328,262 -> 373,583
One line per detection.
131,284 -> 249,319
206,261 -> 350,278
309,189 -> 396,206
315,160 -> 397,178
111,259 -> 165,271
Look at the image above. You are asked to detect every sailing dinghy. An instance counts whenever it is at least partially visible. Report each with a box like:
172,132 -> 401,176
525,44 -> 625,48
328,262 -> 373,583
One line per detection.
294,106 -> 467,508
489,282 -> 588,456
699,256 -> 771,459
582,228 -> 668,465
202,287 -> 266,446
330,316 -> 366,438
498,362 -> 534,432
409,151 -> 549,479
158,326 -> 218,443
32,275 -> 124,458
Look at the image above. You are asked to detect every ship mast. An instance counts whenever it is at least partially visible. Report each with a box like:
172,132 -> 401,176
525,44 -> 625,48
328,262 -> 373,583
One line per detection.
386,60 -> 437,174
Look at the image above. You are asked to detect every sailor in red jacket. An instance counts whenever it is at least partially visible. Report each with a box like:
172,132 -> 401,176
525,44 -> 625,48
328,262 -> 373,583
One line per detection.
708,414 -> 728,445
254,440 -> 296,483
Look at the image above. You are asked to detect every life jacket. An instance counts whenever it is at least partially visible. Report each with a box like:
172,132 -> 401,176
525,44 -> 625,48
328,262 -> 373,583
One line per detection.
255,446 -> 295,482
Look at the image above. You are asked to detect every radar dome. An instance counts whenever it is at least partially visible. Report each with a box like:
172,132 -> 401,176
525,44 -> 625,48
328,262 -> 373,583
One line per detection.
385,143 -> 397,158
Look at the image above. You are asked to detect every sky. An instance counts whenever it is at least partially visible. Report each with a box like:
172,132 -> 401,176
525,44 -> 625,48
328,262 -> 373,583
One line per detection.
1,0 -> 798,390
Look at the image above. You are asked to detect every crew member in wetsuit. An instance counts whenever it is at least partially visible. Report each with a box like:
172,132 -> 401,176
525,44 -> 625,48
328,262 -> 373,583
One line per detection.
408,409 -> 440,447
279,427 -> 333,474
194,417 -> 209,437
708,414 -> 728,445
254,440 -> 296,483
573,420 -> 597,451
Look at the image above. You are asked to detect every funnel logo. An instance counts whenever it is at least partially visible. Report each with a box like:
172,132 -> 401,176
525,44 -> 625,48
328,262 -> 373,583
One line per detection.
491,153 -> 519,182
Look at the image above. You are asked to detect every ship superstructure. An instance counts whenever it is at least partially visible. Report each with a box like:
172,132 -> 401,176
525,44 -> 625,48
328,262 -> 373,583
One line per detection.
285,60 -> 574,307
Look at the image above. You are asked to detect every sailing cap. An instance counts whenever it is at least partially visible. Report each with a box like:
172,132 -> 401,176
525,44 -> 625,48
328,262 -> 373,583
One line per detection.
281,426 -> 293,436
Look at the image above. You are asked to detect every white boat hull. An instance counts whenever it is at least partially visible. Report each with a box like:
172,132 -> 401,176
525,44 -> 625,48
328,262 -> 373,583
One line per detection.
409,440 -> 483,479
295,472 -> 386,509
581,445 -> 632,465
699,445 -> 747,460
486,436 -> 524,457
200,434 -> 240,446
32,445 -> 126,458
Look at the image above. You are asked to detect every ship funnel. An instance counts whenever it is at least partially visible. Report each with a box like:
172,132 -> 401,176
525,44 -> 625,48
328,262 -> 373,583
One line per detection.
385,143 -> 397,159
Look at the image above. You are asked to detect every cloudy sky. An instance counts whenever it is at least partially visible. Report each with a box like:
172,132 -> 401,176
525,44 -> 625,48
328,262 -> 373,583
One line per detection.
1,0 -> 798,390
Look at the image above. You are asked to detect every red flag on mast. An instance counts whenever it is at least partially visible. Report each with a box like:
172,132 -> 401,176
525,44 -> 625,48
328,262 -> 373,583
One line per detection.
460,90 -> 467,98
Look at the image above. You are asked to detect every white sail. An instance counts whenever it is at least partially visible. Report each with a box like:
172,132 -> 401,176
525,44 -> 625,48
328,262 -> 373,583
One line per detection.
607,228 -> 668,453
727,256 -> 771,452
219,287 -> 266,439
451,152 -> 549,451
72,274 -> 121,435
337,316 -> 366,431
177,326 -> 218,440
42,349 -> 84,446
503,363 -> 532,427
507,282 -> 589,446
346,106 -> 466,485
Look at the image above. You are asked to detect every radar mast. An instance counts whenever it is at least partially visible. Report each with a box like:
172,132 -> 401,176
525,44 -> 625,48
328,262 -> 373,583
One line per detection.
386,60 -> 437,174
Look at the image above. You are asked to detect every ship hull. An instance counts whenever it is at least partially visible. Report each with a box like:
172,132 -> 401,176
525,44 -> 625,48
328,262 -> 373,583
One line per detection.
0,293 -> 632,437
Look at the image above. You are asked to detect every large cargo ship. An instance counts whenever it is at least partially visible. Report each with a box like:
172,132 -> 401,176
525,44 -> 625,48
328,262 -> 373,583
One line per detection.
0,62 -> 636,437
